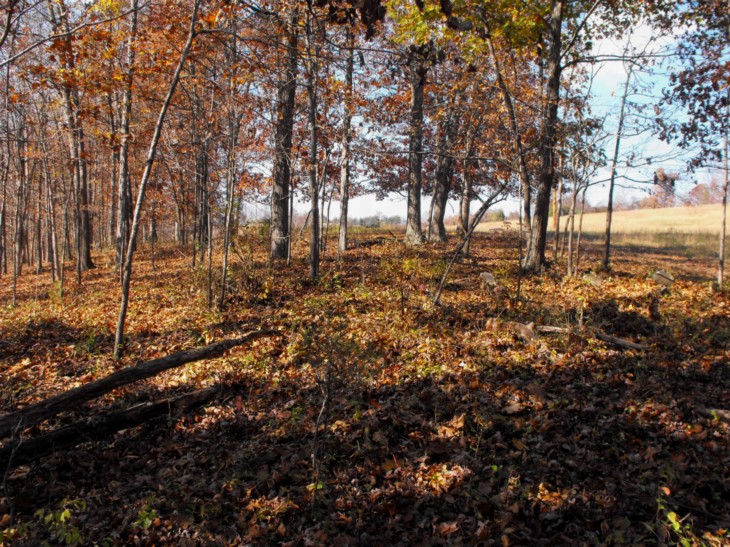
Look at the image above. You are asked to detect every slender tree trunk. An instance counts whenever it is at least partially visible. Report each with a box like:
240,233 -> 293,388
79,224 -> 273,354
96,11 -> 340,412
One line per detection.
47,0 -> 94,275
197,137 -> 210,266
719,95 -> 729,287
108,95 -> 119,249
34,170 -> 42,274
207,202 -> 212,308
602,65 -> 633,271
566,174 -> 579,276
271,8 -> 298,260
12,126 -> 26,306
59,194 -> 69,298
115,2 -> 137,272
319,153 -> 327,254
46,166 -> 59,282
305,3 -> 320,279
338,27 -> 354,257
575,185 -> 588,273
486,35 -> 532,232
406,49 -> 426,245
0,157 -> 7,277
75,107 -> 92,271
219,40 -> 243,309
459,134 -> 476,256
524,0 -> 564,272
429,108 -> 457,242
553,154 -> 563,262
114,0 -> 200,359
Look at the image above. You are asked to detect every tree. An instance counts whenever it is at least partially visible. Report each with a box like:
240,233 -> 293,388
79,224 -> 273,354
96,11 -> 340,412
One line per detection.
46,0 -> 94,277
658,0 -> 729,286
270,8 -> 299,260
602,60 -> 634,270
115,0 -> 138,274
337,23 -> 354,255
114,0 -> 200,358
404,43 -> 431,245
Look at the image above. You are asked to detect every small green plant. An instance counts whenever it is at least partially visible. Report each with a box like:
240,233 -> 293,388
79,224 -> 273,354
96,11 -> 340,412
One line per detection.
135,498 -> 159,530
34,498 -> 86,546
652,487 -> 699,547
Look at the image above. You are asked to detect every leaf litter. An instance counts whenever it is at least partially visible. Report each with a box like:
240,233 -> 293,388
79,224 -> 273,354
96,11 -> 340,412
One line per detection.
0,231 -> 728,545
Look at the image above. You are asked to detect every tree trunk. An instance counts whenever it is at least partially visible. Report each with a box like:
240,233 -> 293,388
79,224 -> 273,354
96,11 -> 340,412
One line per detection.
575,184 -> 588,273
271,9 -> 298,260
47,0 -> 94,275
305,3 -> 319,279
603,65 -> 633,271
0,157 -> 6,277
0,386 -> 221,470
115,0 -> 138,274
108,95 -> 119,250
553,154 -> 563,262
219,38 -> 243,308
486,35 -> 532,233
338,27 -> 354,257
428,108 -> 457,242
566,173 -> 579,276
12,125 -> 26,306
406,49 -> 426,245
719,95 -> 728,287
523,0 -> 564,272
1,330 -> 278,440
114,0 -> 200,359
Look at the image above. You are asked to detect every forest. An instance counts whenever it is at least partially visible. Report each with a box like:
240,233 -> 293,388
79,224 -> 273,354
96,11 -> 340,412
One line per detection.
0,0 -> 729,544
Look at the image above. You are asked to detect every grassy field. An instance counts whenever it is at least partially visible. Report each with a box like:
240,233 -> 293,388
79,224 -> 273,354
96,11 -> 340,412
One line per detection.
475,203 -> 727,258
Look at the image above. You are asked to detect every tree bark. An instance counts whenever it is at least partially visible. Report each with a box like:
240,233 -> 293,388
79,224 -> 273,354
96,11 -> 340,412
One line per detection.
338,27 -> 354,256
553,154 -> 563,262
523,0 -> 564,272
219,35 -> 244,308
47,0 -> 94,274
115,0 -> 138,274
718,93 -> 728,287
271,9 -> 298,260
428,107 -> 457,242
305,3 -> 320,279
405,48 -> 426,245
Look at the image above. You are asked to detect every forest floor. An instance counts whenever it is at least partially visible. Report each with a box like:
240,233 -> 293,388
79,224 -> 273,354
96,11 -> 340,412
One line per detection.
0,227 -> 728,546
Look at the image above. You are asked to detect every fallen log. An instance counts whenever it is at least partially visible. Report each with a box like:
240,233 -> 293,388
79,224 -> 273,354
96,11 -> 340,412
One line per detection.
592,330 -> 651,351
697,407 -> 730,423
0,386 -> 220,469
535,325 -> 650,351
0,329 -> 280,439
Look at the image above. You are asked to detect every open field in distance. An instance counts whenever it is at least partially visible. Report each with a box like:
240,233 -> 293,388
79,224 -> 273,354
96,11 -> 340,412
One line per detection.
475,203 -> 725,234
474,203 -> 728,259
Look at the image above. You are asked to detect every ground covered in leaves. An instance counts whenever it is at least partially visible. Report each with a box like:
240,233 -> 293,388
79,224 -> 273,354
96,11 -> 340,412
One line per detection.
1,228 -> 729,545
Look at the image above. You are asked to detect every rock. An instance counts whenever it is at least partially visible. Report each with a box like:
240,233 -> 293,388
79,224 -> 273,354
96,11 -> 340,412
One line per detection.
583,272 -> 603,287
479,272 -> 497,287
652,270 -> 674,288
512,322 -> 537,342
